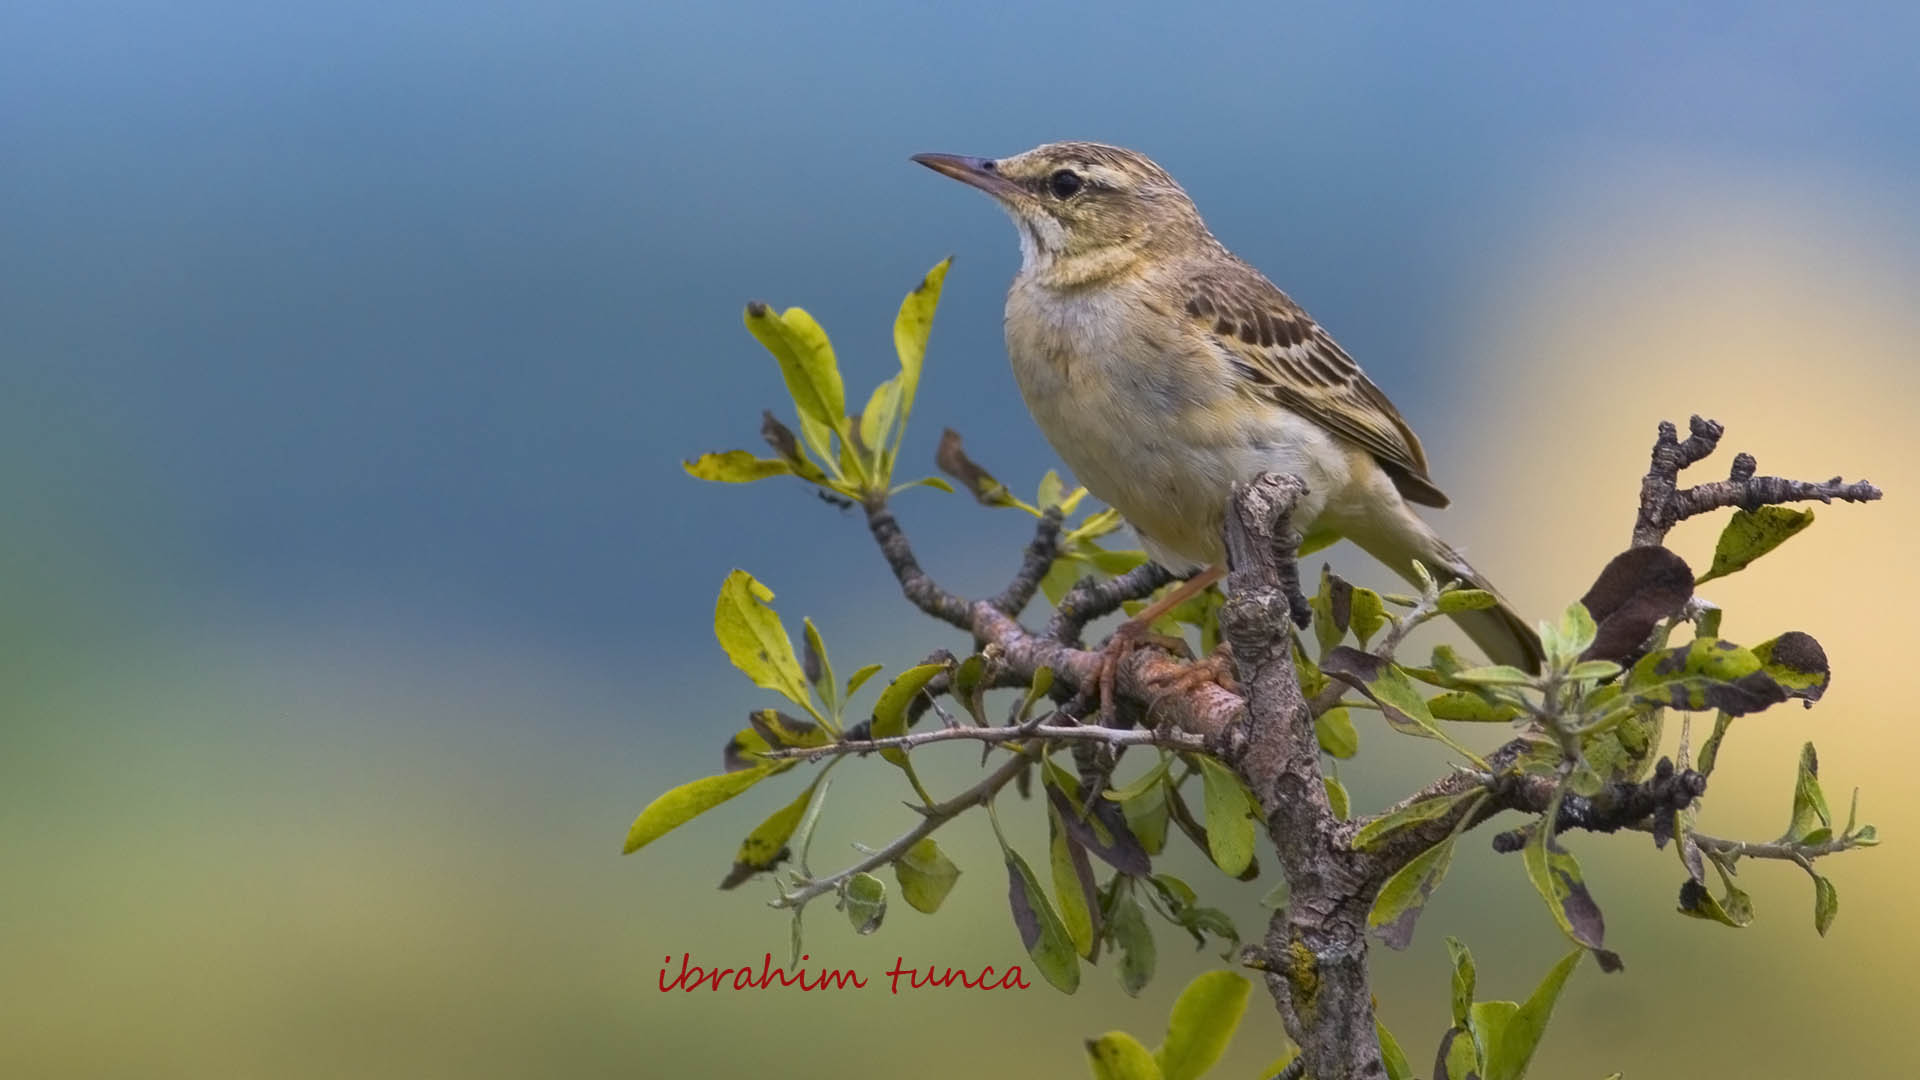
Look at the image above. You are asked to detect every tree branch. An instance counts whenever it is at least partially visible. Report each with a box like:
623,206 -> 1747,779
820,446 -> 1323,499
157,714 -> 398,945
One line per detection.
770,748 -> 1034,911
761,720 -> 1206,762
1214,473 -> 1385,1080
992,509 -> 1064,615
1632,414 -> 1881,547
1046,561 -> 1175,645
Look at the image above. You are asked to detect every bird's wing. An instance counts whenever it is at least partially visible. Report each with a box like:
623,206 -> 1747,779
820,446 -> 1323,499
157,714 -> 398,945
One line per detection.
1183,260 -> 1449,508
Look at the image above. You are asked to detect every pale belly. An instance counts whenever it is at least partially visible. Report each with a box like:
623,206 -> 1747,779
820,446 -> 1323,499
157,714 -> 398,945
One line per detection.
1005,290 -> 1356,570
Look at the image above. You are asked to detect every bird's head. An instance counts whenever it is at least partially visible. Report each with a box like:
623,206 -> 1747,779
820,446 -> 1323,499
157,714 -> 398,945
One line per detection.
912,141 -> 1210,283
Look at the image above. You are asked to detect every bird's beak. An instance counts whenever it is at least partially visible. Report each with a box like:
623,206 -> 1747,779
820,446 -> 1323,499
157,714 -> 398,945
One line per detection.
911,153 -> 1024,201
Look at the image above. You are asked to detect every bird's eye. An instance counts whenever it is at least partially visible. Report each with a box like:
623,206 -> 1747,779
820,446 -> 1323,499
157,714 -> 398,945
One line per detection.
1047,169 -> 1084,198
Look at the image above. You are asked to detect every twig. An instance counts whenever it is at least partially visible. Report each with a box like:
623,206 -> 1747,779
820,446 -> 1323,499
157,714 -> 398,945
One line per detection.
991,509 -> 1065,615
770,748 -> 1034,910
865,499 -> 972,628
1632,414 -> 1881,547
1045,562 -> 1175,645
760,721 -> 1206,762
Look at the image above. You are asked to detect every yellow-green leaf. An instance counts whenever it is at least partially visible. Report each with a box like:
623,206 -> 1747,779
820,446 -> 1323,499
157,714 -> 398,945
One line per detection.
1154,970 -> 1251,1080
1698,506 -> 1815,584
1003,844 -> 1081,993
713,571 -> 815,716
743,302 -> 847,462
719,774 -> 820,888
1353,790 -> 1476,851
1085,1031 -> 1162,1080
1049,799 -> 1099,957
683,450 -> 791,483
1194,756 -> 1257,878
889,258 -> 951,466
895,837 -> 962,914
624,763 -> 787,854
843,871 -> 886,934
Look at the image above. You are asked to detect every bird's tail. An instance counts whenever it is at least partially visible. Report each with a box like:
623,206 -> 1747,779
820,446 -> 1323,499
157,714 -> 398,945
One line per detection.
1346,506 -> 1545,673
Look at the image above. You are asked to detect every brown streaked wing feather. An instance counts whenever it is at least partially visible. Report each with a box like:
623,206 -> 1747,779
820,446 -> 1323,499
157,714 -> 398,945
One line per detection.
1183,264 -> 1450,508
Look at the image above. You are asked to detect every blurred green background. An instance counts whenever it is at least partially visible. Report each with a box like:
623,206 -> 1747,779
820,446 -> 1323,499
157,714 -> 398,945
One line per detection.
4,2 -> 1917,1076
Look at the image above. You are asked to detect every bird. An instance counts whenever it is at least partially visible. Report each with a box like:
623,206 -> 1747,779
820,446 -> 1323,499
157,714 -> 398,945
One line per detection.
911,141 -> 1544,675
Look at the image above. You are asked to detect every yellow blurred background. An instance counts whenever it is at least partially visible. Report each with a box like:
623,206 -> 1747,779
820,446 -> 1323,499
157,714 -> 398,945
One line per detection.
5,5 -> 1917,1078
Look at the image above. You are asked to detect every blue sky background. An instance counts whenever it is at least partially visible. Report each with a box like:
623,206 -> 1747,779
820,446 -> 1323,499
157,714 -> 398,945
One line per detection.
5,3 -> 1919,1076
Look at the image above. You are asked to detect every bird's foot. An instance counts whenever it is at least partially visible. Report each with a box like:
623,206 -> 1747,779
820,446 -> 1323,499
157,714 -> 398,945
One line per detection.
1158,642 -> 1240,701
1095,621 -> 1191,727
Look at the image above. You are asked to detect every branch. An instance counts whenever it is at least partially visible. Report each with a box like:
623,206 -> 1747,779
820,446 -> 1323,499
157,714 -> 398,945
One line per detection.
1046,561 -> 1175,645
865,498 -> 973,628
1214,473 -> 1387,1080
992,509 -> 1064,615
770,748 -> 1034,911
760,721 -> 1206,762
1632,414 -> 1881,547
862,494 -> 1247,741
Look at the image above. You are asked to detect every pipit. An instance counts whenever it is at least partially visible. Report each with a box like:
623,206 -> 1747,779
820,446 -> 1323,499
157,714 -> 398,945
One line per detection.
913,141 -> 1543,706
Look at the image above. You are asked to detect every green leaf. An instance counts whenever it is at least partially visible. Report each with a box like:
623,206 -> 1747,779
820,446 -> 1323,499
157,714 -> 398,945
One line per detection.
870,662 -> 946,802
1751,631 -> 1831,703
1002,842 -> 1081,993
1452,664 -> 1537,687
890,476 -> 956,496
1557,602 -> 1599,660
1350,587 -> 1388,646
1315,707 -> 1360,758
1624,637 -> 1791,716
843,871 -> 886,934
721,725 -> 774,773
1320,647 -> 1488,767
895,837 -> 962,914
1108,882 -> 1157,997
1049,799 -> 1100,958
1377,1019 -> 1415,1080
1566,660 -> 1622,682
1324,776 -> 1351,820
1019,666 -> 1056,724
1437,1025 -> 1482,1080
1155,970 -> 1252,1080
1787,742 -> 1831,843
888,258 -> 950,470
1522,817 -> 1620,970
1446,936 -> 1477,1026
682,450 -> 792,483
719,774 -> 820,888
1369,836 -> 1458,949
1429,691 -> 1523,724
871,661 -> 948,747
1194,756 -> 1258,878
743,303 -> 848,462
800,618 -> 837,718
1438,588 -> 1499,614
1813,874 -> 1838,936
1085,1031 -> 1163,1080
1479,949 -> 1583,1080
1677,875 -> 1753,928
748,708 -> 829,750
1120,773 -> 1173,857
1106,755 -> 1176,803
1144,873 -> 1241,957
713,571 -> 817,717
1353,790 -> 1477,851
859,375 -> 904,478
844,662 -> 884,700
623,762 -> 787,854
1311,564 -> 1348,653
1697,506 -> 1815,584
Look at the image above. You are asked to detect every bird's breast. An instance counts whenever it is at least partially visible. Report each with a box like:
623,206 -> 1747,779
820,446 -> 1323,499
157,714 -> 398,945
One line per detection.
1003,281 -> 1341,566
